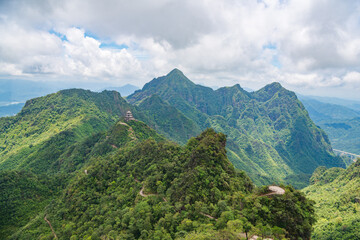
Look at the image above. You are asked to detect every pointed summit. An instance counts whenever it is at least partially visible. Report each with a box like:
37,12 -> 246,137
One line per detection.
258,82 -> 284,94
264,82 -> 283,91
163,68 -> 195,86
167,68 -> 184,76
128,69 -> 206,105
140,68 -> 195,92
253,82 -> 295,101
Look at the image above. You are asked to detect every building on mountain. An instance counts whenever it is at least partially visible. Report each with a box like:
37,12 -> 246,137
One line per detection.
125,110 -> 135,121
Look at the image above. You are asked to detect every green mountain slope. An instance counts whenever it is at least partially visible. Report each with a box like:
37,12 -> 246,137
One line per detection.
0,103 -> 24,117
137,94 -> 202,144
128,69 -> 344,187
9,128 -> 315,240
0,88 -> 200,173
0,89 -> 135,173
0,170 -> 65,237
303,160 -> 360,239
0,119 -> 165,239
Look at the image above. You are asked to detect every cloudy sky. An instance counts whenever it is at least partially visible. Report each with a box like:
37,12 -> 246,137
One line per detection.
1,0 -> 360,99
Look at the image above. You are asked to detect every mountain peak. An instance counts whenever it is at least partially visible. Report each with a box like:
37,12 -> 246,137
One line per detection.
139,69 -> 195,93
252,82 -> 294,101
165,68 -> 194,85
167,68 -> 184,76
265,82 -> 283,91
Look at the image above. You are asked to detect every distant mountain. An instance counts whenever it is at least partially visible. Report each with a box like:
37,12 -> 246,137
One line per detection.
0,79 -> 137,117
298,94 -> 360,112
299,98 -> 360,122
297,95 -> 360,155
100,84 -> 140,96
128,69 -> 344,187
0,79 -> 61,103
319,118 -> 360,156
303,160 -> 360,239
0,103 -> 24,117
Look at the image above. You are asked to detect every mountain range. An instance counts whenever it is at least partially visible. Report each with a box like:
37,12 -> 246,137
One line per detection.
0,69 -> 353,239
128,69 -> 344,187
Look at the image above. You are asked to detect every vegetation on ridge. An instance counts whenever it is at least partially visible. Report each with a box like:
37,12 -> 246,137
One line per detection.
0,89 -> 132,173
128,69 -> 344,187
303,160 -> 360,239
6,128 -> 315,240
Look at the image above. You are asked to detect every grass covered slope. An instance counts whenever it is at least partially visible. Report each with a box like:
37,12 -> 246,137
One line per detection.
303,160 -> 360,239
128,69 -> 344,186
137,94 -> 201,144
0,89 -> 135,173
11,129 -> 315,240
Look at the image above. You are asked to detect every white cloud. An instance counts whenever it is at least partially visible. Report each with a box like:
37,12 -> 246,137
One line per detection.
0,24 -> 144,82
343,72 -> 360,87
0,0 -> 360,98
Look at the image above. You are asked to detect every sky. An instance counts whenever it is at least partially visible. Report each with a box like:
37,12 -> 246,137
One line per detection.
0,0 -> 360,100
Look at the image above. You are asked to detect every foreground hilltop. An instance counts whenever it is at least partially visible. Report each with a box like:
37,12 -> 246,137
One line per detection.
2,123 -> 315,239
128,69 -> 345,187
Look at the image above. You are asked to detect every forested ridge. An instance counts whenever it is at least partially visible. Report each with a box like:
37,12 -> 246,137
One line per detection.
1,124 -> 316,239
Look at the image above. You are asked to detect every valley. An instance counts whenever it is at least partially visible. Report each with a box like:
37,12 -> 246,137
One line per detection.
299,95 -> 360,157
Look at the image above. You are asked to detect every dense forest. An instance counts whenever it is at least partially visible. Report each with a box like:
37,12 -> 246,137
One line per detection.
303,160 -> 360,239
1,122 -> 316,239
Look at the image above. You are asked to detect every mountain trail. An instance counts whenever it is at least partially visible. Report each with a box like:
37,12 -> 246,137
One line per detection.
200,212 -> 217,221
139,185 -> 157,197
118,122 -> 129,126
260,186 -> 285,196
44,216 -> 58,239
128,126 -> 137,141
137,182 -> 167,201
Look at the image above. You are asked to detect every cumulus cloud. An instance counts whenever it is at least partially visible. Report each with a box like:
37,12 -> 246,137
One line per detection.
0,0 -> 359,98
343,72 -> 360,87
0,23 -> 143,81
